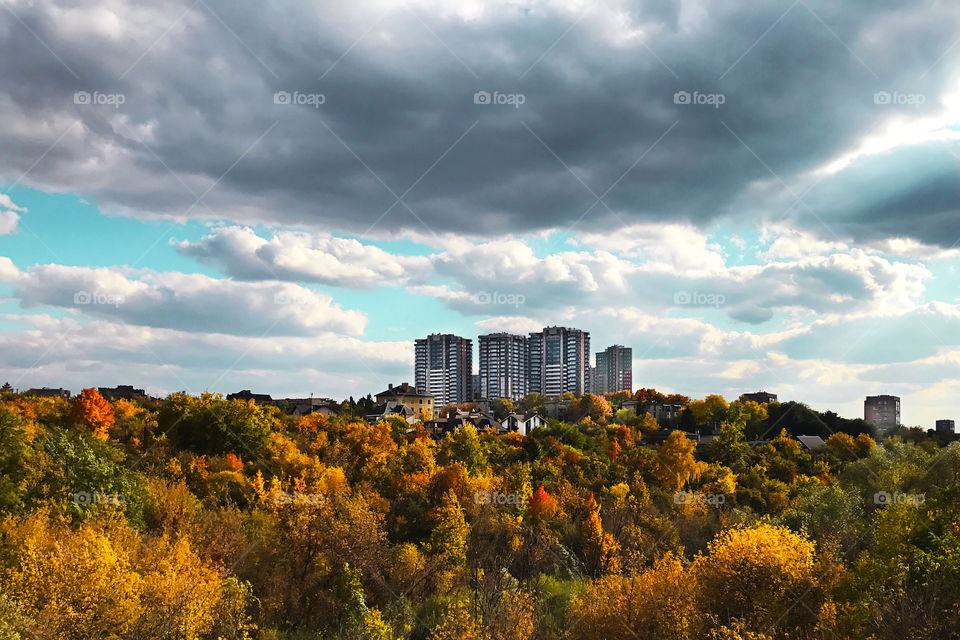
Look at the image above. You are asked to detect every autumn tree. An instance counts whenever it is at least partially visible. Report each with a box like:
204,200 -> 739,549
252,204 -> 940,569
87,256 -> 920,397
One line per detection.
569,394 -> 613,424
685,394 -> 729,430
655,431 -> 706,493
568,553 -> 693,640
491,398 -> 516,421
71,388 -> 114,440
693,523 -> 824,635
426,490 -> 470,568
518,393 -> 546,415
581,493 -> 619,576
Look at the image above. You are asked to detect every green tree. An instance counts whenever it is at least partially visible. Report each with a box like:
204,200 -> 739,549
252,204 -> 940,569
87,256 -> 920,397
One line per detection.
159,393 -> 273,456
491,398 -> 516,421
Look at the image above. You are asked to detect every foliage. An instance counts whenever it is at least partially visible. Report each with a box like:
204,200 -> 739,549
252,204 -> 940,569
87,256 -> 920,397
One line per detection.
159,392 -> 273,456
71,388 -> 115,440
0,389 -> 957,639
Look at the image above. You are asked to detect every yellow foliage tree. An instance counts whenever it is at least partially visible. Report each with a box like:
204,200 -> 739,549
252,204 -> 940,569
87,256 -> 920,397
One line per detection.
655,431 -> 706,493
693,523 -> 820,635
581,493 -> 619,576
2,511 -> 235,640
568,553 -> 694,640
825,432 -> 858,461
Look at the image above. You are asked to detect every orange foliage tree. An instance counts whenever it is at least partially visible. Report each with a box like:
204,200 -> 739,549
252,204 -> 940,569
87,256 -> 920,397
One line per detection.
70,388 -> 114,440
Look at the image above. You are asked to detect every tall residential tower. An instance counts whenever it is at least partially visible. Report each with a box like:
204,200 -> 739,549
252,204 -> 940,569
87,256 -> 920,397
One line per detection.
594,345 -> 632,394
864,395 -> 900,431
414,334 -> 473,405
527,326 -> 591,396
478,332 -> 529,401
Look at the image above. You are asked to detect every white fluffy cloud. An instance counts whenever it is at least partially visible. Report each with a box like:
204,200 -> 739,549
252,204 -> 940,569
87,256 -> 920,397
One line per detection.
0,313 -> 410,399
0,194 -> 24,235
10,263 -> 367,337
175,226 -> 433,287
578,223 -> 727,276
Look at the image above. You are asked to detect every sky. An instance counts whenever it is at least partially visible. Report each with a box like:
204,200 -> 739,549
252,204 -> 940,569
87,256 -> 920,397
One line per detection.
0,0 -> 959,427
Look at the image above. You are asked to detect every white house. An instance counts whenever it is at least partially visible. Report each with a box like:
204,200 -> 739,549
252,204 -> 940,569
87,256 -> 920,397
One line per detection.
503,412 -> 546,436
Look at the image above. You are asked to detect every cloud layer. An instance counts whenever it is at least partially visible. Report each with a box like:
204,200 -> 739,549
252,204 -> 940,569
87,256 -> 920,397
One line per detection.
0,0 -> 958,245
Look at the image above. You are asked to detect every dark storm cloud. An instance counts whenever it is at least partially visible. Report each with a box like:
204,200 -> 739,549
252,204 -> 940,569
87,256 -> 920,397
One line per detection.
0,0 -> 957,243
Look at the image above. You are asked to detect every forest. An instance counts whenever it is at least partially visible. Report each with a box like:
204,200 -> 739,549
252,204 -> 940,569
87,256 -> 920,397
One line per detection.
0,387 -> 958,639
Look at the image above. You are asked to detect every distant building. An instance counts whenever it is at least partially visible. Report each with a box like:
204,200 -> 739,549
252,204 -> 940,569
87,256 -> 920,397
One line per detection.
528,326 -> 591,396
644,429 -> 699,445
227,390 -> 273,403
503,412 -> 546,436
471,374 -> 482,402
375,383 -> 435,420
366,402 -> 420,425
795,435 -> 826,450
26,387 -> 71,399
283,397 -> 338,417
478,332 -> 529,401
97,385 -> 145,400
424,409 -> 501,437
864,395 -> 900,431
594,345 -> 632,395
740,391 -> 778,404
648,403 -> 684,423
936,419 -> 956,434
542,398 -> 570,420
414,334 -> 473,405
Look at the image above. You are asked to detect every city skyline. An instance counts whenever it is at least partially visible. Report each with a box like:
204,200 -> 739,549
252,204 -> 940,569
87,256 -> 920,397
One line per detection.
0,1 -> 959,428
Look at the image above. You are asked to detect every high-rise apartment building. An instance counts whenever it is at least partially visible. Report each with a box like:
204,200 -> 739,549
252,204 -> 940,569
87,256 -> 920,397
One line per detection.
527,326 -> 591,396
864,395 -> 900,431
414,334 -> 473,405
478,333 -> 529,401
594,345 -> 632,394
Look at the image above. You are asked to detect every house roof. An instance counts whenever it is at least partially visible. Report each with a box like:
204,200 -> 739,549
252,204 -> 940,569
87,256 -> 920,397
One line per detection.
369,403 -> 416,417
796,435 -> 826,450
375,383 -> 433,399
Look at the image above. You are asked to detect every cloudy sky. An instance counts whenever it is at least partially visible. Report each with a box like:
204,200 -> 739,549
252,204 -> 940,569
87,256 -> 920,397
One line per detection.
1,0 -> 959,426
